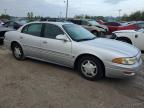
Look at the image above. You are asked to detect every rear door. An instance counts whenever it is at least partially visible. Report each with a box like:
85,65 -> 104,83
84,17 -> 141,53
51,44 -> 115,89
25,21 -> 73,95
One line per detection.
20,23 -> 43,58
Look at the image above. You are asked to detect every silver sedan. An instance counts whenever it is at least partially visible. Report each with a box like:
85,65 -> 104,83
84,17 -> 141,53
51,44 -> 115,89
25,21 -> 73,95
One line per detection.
4,21 -> 143,80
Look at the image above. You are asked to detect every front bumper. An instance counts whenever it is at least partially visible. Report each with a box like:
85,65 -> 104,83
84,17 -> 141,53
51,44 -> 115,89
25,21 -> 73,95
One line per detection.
105,59 -> 143,78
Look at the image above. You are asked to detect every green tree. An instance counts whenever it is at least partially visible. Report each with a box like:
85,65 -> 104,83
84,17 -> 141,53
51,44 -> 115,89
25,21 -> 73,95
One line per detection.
0,14 -> 10,19
74,14 -> 84,19
27,12 -> 34,21
122,11 -> 144,21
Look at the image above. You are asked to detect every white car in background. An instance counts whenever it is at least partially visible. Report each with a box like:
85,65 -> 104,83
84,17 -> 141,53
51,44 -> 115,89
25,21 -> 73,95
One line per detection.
113,29 -> 144,51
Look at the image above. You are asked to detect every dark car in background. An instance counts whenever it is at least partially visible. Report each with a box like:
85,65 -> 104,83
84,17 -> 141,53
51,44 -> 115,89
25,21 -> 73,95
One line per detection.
0,26 -> 12,43
0,20 -> 27,44
3,21 -> 25,30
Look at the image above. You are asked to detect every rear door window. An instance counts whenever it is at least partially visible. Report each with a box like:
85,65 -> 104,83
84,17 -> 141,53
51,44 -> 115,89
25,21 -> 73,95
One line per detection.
22,23 -> 42,37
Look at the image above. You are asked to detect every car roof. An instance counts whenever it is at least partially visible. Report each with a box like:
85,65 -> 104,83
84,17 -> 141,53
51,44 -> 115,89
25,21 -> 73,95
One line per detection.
28,21 -> 73,27
68,19 -> 94,21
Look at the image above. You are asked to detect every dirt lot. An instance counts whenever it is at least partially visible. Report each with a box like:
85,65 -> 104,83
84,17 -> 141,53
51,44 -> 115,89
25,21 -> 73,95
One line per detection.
0,46 -> 144,108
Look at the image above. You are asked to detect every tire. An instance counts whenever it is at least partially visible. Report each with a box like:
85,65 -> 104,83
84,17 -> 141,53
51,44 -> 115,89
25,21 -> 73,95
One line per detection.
117,38 -> 132,44
11,43 -> 24,60
78,56 -> 105,81
92,31 -> 99,37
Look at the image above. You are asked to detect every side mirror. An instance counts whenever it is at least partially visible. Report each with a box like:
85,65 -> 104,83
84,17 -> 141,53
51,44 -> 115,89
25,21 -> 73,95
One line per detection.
56,34 -> 69,42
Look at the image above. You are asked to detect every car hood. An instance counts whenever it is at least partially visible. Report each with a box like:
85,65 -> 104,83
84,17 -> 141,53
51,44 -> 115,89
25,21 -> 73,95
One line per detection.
81,38 -> 139,57
113,30 -> 136,33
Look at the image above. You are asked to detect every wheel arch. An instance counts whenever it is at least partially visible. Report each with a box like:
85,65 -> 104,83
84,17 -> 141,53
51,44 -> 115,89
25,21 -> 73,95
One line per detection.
74,53 -> 105,75
11,41 -> 21,50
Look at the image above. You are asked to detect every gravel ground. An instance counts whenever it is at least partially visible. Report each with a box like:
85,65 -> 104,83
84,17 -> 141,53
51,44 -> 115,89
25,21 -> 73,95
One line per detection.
0,46 -> 144,108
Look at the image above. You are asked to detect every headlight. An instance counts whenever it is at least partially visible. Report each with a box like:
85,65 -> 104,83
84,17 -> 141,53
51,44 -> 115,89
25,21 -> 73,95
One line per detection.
112,57 -> 137,65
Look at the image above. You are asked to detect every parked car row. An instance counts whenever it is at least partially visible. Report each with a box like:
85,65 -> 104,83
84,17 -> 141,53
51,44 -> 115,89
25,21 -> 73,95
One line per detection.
4,21 -> 143,81
101,21 -> 144,34
0,20 -> 4,26
68,19 -> 108,37
46,18 -> 109,37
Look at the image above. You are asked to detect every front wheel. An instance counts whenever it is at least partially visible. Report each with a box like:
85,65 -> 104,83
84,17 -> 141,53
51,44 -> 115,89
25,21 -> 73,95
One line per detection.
12,43 -> 25,60
78,56 -> 105,81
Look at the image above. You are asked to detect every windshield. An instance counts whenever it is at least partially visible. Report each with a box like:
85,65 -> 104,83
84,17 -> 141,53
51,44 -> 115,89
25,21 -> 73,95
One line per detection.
63,24 -> 96,42
136,28 -> 144,32
88,20 -> 100,26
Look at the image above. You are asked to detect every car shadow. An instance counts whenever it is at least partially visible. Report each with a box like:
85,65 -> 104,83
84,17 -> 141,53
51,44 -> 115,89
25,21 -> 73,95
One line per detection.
22,57 -> 144,83
25,57 -> 76,74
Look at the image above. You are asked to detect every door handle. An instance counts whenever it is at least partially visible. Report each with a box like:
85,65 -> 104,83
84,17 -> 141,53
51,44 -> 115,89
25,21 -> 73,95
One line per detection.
43,41 -> 47,44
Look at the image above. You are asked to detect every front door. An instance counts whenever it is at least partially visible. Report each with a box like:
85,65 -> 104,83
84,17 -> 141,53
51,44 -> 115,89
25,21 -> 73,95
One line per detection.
40,23 -> 72,66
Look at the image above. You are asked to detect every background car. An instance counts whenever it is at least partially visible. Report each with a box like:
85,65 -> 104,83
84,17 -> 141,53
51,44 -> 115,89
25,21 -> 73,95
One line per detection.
86,19 -> 109,32
112,29 -> 144,51
2,20 -> 26,30
0,26 -> 13,43
117,23 -> 140,31
103,22 -> 141,35
68,19 -> 107,37
103,22 -> 122,26
0,20 -> 4,26
0,20 -> 27,44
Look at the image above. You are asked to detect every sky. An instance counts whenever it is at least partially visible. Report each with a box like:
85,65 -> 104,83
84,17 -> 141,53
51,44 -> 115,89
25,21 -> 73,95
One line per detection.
0,0 -> 144,17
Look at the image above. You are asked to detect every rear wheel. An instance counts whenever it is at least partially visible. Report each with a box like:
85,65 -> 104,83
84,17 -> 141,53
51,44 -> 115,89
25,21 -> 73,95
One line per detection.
12,43 -> 24,60
78,56 -> 105,81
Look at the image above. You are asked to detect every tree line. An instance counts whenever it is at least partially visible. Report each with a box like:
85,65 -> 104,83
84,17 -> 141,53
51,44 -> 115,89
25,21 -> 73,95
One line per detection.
121,11 -> 144,21
1,10 -> 144,22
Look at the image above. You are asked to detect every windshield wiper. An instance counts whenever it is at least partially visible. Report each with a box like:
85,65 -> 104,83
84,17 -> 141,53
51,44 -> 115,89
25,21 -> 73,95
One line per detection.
77,37 -> 96,42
